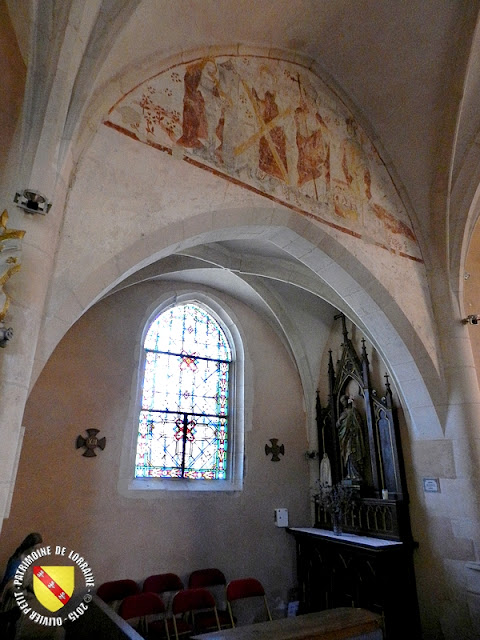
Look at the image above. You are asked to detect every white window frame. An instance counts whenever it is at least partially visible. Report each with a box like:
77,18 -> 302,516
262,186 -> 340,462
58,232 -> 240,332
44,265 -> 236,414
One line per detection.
118,291 -> 245,495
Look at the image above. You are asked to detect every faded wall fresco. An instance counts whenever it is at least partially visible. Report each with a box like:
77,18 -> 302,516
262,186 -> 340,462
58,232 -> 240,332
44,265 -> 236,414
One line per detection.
105,55 -> 421,261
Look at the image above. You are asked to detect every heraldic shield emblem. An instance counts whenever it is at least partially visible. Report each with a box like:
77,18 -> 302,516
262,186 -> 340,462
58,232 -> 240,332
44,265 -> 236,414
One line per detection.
33,566 -> 74,612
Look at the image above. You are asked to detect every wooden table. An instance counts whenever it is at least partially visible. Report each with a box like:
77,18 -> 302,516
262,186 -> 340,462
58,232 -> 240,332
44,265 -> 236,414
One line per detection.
192,608 -> 383,640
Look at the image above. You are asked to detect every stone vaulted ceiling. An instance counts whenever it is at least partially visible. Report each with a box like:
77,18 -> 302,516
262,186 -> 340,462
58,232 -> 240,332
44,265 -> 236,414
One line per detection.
95,0 -> 476,242
9,0 -> 480,274
5,0 -> 480,384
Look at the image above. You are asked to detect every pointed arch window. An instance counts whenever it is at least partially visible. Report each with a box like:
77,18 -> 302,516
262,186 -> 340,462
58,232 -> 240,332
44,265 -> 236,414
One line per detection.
135,302 -> 232,480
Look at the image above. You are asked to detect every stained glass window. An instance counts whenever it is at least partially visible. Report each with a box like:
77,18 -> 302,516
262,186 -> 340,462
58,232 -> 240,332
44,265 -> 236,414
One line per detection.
135,302 -> 232,480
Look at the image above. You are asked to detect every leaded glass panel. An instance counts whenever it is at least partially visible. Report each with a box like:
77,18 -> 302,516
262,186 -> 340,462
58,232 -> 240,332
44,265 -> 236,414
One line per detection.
136,303 -> 232,480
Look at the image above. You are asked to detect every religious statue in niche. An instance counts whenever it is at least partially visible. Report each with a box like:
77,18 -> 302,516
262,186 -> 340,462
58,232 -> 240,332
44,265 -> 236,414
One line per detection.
316,314 -> 413,541
336,394 -> 366,482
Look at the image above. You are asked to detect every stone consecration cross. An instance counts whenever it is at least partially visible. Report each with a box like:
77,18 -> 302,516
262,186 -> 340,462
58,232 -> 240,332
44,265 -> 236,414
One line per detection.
265,438 -> 285,462
76,429 -> 106,457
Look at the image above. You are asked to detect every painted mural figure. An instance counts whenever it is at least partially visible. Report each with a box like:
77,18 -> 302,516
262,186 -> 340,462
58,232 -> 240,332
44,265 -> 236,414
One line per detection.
333,117 -> 373,222
341,118 -> 372,201
294,99 -> 330,195
198,60 -> 226,162
177,59 -> 225,161
106,54 -> 421,262
252,87 -> 288,182
217,60 -> 255,173
176,61 -> 207,149
336,395 -> 366,481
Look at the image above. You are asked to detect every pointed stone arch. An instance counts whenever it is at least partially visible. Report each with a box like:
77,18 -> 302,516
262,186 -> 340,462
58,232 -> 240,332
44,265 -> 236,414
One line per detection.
36,208 -> 443,443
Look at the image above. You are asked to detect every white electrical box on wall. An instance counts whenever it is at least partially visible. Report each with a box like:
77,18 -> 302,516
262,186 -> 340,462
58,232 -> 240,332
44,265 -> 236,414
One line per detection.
274,508 -> 289,527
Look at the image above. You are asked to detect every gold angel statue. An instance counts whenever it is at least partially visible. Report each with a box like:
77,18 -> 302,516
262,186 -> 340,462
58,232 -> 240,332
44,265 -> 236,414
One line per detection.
0,210 -> 25,322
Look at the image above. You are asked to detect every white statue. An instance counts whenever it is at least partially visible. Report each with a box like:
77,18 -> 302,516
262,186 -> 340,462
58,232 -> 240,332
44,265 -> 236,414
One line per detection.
320,452 -> 332,487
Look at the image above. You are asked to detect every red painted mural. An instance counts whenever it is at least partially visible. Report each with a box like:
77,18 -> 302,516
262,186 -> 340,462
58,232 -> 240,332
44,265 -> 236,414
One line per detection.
105,55 -> 421,262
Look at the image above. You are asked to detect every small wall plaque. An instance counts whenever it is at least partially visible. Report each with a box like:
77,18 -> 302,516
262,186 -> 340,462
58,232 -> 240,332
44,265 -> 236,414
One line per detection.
423,477 -> 440,493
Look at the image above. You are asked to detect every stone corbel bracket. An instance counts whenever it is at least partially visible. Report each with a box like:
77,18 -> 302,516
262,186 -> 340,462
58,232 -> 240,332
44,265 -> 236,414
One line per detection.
0,209 -> 26,346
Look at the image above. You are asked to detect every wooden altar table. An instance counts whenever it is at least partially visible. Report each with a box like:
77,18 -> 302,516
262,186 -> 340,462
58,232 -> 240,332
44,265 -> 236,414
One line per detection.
192,607 -> 383,640
288,527 -> 420,640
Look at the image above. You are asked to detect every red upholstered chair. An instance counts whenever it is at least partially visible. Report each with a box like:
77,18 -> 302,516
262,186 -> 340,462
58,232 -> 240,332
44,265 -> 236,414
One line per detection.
188,568 -> 226,590
171,587 -> 221,640
96,579 -> 140,612
142,573 -> 184,629
188,568 -> 230,629
226,578 -> 272,627
120,592 -> 170,639
143,573 -> 184,595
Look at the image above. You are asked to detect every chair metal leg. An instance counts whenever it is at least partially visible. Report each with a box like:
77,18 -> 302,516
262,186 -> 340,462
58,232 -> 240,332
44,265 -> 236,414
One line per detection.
172,616 -> 179,640
227,602 -> 235,628
264,596 -> 272,622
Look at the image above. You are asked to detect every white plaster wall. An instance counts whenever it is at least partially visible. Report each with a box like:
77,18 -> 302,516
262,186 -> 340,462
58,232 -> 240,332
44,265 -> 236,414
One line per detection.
36,122 -> 440,396
1,280 -> 309,609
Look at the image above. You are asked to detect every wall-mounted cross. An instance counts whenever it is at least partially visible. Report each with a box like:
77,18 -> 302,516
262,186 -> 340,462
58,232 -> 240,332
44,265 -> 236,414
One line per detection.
265,438 -> 285,462
76,429 -> 106,457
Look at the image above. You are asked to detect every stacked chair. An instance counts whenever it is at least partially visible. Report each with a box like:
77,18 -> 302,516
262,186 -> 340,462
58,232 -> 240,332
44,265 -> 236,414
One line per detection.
120,592 -> 170,639
96,578 -> 140,613
170,587 -> 221,639
188,568 -> 231,630
226,577 -> 272,627
142,573 -> 184,639
143,573 -> 184,611
99,571 -> 272,637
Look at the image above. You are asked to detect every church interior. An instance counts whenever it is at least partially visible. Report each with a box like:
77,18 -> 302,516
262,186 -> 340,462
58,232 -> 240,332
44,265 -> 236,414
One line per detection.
2,1 -> 480,638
